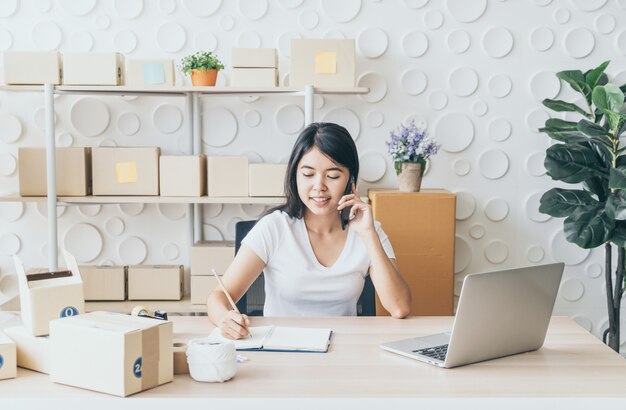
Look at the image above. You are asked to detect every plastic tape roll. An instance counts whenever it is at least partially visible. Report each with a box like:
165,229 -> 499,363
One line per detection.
186,338 -> 237,382
131,305 -> 152,317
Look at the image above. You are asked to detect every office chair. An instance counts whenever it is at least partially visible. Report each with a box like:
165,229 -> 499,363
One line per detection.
233,219 -> 377,316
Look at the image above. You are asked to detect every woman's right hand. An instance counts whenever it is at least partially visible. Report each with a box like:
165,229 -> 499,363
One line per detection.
219,310 -> 251,340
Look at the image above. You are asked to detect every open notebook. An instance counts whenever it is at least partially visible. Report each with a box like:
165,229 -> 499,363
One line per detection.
209,325 -> 333,353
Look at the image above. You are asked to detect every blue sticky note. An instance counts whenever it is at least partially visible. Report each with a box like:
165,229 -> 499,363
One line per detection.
143,63 -> 165,85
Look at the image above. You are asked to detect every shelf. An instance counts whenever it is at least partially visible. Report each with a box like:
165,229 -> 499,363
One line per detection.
0,194 -> 287,205
0,85 -> 369,96
86,296 -> 205,315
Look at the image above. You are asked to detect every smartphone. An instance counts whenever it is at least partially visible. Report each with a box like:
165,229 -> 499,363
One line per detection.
340,176 -> 355,230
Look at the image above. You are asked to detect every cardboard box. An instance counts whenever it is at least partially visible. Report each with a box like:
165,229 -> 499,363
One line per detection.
126,59 -> 175,86
3,51 -> 62,85
368,189 -> 455,316
232,48 -> 278,68
92,147 -> 160,196
79,265 -> 126,301
0,331 -> 16,380
128,265 -> 183,301
290,39 -> 355,88
207,156 -> 248,197
63,52 -> 124,85
231,68 -> 278,87
3,325 -> 50,374
249,163 -> 287,197
190,276 -> 219,305
18,147 -> 91,197
191,241 -> 235,276
160,155 -> 206,197
14,250 -> 85,337
50,311 -> 173,397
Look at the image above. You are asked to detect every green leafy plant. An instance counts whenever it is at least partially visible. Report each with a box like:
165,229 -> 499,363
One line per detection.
178,51 -> 224,75
539,60 -> 626,352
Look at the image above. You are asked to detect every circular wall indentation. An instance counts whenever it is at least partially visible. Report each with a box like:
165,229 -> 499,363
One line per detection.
158,204 -> 186,220
357,27 -> 388,58
446,0 -> 487,22
478,149 -> 509,179
0,113 -> 22,143
321,0 -> 361,23
455,236 -> 472,273
0,153 -> 16,176
299,10 -> 319,29
359,152 -> 387,182
530,71 -> 561,100
156,22 -> 186,53
70,31 -> 94,51
159,0 -> 176,14
423,9 -> 444,30
70,98 -> 110,137
530,27 -> 555,51
219,15 -> 235,31
117,112 -> 141,136
78,205 -> 101,217
203,224 -> 224,241
36,202 -> 66,218
554,8 -> 570,24
595,14 -> 616,34
96,15 -> 111,30
119,203 -> 145,216
33,107 -> 58,132
357,72 -> 387,103
447,29 -> 471,54
204,203 -> 223,218
243,110 -> 261,128
114,0 -> 143,19
57,132 -> 73,147
0,203 -> 24,222
525,192 -> 551,223
163,243 -> 180,260
455,191 -> 476,220
482,27 -> 514,58
105,217 -> 125,236
237,31 -> 261,48
560,279 -> 585,302
571,315 -> 593,332
449,67 -> 478,97
238,0 -> 268,20
469,224 -> 485,239
570,0 -> 607,11
429,91 -> 448,110
484,198 -> 509,221
526,109 -> 550,133
563,28 -> 595,58
0,29 -> 13,51
526,245 -> 545,263
586,263 -> 602,278
488,74 -> 513,98
550,230 -> 590,265
401,69 -> 428,96
366,110 -> 384,128
484,241 -> 509,264
195,30 -> 218,51
63,223 -> 102,262
453,158 -> 471,176
402,30 -> 429,57
322,108 -> 361,140
275,104 -> 304,135
32,21 -> 62,51
35,0 -> 52,12
279,0 -> 304,8
183,0 -> 222,16
0,233 -> 20,256
434,112 -> 474,153
526,152 -> 546,176
153,104 -> 183,134
403,0 -> 429,8
488,118 -> 512,142
472,100 -> 488,117
113,30 -> 138,54
119,236 -> 148,265
240,204 -> 266,218
202,107 -> 238,146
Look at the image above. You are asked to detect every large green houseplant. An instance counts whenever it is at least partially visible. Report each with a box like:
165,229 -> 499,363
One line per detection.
539,60 -> 626,352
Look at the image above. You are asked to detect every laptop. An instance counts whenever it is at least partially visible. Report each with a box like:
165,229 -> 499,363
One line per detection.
380,262 -> 565,368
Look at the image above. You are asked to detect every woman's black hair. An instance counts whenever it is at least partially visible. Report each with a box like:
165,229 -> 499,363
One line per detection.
267,122 -> 359,219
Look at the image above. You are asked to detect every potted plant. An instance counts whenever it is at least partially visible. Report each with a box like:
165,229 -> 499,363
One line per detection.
538,60 -> 626,352
385,120 -> 440,192
178,51 -> 224,86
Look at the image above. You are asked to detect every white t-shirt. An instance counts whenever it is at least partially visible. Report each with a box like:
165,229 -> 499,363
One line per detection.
242,210 -> 396,317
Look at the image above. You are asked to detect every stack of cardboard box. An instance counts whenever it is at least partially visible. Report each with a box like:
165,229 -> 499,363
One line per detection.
190,241 -> 235,304
231,48 -> 278,87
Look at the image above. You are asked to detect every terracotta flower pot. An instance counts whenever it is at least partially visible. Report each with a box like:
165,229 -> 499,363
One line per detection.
191,69 -> 218,86
397,162 -> 423,192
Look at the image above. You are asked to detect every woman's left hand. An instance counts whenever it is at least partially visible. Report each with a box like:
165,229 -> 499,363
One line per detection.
337,185 -> 375,234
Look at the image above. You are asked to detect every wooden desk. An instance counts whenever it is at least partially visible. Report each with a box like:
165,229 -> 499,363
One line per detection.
1,316 -> 626,409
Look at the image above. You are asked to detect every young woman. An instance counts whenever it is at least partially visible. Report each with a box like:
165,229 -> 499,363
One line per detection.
207,122 -> 412,339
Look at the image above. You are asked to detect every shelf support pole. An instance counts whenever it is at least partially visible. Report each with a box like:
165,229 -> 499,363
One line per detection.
304,85 -> 314,125
44,84 -> 58,271
192,92 -> 203,243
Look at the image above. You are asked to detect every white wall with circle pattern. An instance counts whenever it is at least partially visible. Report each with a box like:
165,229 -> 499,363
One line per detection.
0,0 -> 624,345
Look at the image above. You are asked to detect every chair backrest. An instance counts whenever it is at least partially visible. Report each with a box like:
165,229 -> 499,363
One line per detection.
233,219 -> 376,316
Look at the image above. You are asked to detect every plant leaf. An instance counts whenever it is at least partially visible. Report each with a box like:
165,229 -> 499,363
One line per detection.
538,127 -> 589,143
610,221 -> 626,247
546,118 -> 578,131
606,190 -> 626,220
539,188 -> 598,217
585,60 -> 610,90
545,143 -> 609,183
557,70 -> 592,104
584,177 -> 609,202
543,98 -> 590,117
563,205 -> 614,249
609,166 -> 626,189
592,84 -> 625,113
577,119 -> 610,137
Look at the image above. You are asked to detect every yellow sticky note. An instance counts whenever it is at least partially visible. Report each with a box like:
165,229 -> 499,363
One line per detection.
115,161 -> 138,184
315,51 -> 337,74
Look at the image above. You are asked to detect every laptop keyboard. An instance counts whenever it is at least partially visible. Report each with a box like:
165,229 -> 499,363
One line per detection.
413,344 -> 448,361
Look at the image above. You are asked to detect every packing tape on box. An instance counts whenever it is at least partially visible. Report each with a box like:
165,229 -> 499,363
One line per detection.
173,340 -> 189,375
186,338 -> 237,383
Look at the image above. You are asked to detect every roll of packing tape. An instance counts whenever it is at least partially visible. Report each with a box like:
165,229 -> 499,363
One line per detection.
131,305 -> 152,317
173,340 -> 189,375
186,338 -> 237,382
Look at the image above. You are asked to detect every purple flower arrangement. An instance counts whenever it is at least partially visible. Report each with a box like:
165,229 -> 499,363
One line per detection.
386,120 -> 441,175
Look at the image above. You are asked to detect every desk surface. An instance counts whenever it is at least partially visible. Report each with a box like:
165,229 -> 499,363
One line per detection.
1,316 -> 626,409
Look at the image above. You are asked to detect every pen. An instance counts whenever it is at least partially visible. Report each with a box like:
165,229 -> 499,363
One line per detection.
211,268 -> 251,339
